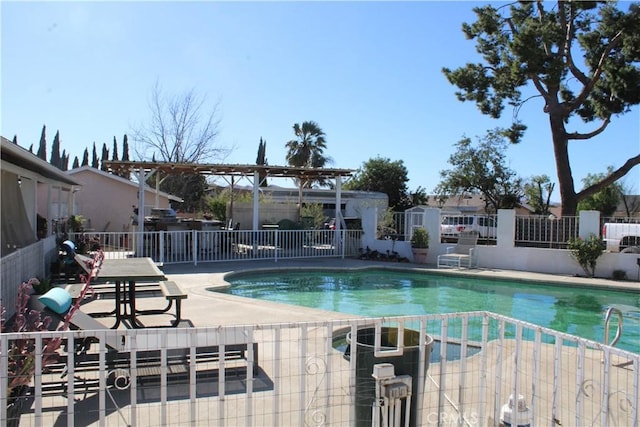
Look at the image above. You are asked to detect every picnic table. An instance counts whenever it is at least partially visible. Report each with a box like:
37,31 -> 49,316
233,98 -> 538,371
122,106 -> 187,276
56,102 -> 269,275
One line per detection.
91,257 -> 168,328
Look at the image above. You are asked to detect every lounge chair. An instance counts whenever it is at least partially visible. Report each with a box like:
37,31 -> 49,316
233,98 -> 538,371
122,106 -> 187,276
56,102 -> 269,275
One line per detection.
437,231 -> 479,268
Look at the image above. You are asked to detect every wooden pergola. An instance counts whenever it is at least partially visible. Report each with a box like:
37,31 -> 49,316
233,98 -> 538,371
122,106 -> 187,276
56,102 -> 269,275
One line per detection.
103,161 -> 355,232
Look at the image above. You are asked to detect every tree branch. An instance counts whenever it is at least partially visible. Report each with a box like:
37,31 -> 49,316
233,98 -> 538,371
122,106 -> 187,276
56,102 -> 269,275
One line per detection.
577,154 -> 640,200
570,30 -> 624,110
561,2 -> 590,86
535,1 -> 551,57
566,117 -> 611,140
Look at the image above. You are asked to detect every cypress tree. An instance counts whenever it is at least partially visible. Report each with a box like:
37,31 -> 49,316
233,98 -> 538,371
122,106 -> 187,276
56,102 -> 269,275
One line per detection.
100,143 -> 109,171
61,150 -> 69,171
91,142 -> 99,168
12,135 -> 18,144
256,137 -> 268,187
28,144 -> 33,153
36,125 -> 47,161
112,136 -> 119,161
72,156 -> 80,169
81,148 -> 89,166
120,134 -> 130,179
50,130 -> 61,169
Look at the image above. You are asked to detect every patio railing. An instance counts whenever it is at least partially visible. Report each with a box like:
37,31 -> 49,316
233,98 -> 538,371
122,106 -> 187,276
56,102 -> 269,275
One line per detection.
2,312 -> 638,426
69,229 -> 363,264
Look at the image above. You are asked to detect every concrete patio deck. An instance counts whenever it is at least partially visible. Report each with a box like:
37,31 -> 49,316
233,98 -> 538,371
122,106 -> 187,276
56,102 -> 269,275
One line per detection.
18,258 -> 639,426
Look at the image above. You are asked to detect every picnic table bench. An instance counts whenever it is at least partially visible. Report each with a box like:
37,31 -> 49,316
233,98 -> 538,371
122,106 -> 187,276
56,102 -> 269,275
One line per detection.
40,342 -> 260,396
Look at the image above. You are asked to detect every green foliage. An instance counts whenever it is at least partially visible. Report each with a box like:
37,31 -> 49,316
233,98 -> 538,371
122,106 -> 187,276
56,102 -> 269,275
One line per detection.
285,121 -> 331,188
435,129 -> 523,212
160,174 -> 208,213
568,234 -> 604,278
612,270 -> 627,281
377,207 -> 397,239
81,148 -> 89,167
410,227 -> 429,249
345,157 -> 410,211
443,2 -> 640,215
409,186 -> 429,207
577,167 -> 621,216
524,175 -> 555,215
205,195 -> 227,221
32,277 -> 53,295
91,142 -> 99,168
67,215 -> 85,233
100,142 -> 109,171
277,218 -> 303,230
256,137 -> 268,187
36,125 -> 47,161
50,130 -> 61,170
300,203 -> 328,229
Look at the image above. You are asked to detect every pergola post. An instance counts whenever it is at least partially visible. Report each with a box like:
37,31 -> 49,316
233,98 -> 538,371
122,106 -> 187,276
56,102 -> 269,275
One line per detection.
334,176 -> 342,254
252,170 -> 260,231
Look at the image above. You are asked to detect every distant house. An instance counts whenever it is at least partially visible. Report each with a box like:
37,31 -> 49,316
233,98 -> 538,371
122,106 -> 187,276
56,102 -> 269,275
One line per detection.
612,195 -> 640,218
430,194 -> 539,216
207,184 -> 388,227
1,136 -> 78,256
48,166 -> 181,233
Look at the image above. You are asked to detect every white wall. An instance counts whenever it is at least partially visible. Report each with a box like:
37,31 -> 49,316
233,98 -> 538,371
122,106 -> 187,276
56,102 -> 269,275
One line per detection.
367,208 -> 640,280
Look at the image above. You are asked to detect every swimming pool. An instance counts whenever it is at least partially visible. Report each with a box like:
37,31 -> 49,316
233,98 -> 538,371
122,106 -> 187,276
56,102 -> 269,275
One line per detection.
218,269 -> 640,353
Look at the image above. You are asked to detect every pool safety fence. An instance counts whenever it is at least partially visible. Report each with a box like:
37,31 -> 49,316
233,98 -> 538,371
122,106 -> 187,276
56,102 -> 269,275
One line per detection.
68,229 -> 363,264
2,312 -> 638,426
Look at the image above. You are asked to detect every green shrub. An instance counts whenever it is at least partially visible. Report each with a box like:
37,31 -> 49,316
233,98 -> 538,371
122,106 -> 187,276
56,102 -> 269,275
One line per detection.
410,228 -> 429,249
32,277 -> 53,295
300,203 -> 327,229
612,269 -> 627,281
567,234 -> 604,278
205,196 -> 227,222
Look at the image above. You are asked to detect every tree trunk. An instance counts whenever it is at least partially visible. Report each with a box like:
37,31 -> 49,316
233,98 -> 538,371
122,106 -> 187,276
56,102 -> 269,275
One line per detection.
549,113 -> 578,216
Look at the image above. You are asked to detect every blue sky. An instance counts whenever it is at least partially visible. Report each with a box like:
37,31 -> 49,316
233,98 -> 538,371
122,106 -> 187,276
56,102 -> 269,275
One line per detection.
2,1 -> 639,200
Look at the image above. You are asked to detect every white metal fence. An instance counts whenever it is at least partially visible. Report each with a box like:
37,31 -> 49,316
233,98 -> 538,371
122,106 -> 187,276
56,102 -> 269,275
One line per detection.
68,229 -> 363,264
0,236 -> 57,312
2,312 -> 638,426
514,215 -> 580,249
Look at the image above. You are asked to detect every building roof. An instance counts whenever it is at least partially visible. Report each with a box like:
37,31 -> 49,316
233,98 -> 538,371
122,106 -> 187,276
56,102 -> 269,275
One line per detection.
1,136 -> 79,187
67,166 -> 182,202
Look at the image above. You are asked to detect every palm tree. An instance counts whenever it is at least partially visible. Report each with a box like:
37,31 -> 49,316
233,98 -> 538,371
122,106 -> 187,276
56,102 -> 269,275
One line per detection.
285,121 -> 330,188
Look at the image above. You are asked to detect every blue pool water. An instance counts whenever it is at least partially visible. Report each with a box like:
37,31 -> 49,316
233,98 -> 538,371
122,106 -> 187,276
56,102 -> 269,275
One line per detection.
218,270 -> 640,353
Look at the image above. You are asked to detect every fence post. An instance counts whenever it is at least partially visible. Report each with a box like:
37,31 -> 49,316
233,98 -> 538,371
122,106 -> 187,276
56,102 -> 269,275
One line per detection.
193,230 -> 198,266
497,209 -> 516,249
578,210 -> 600,239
